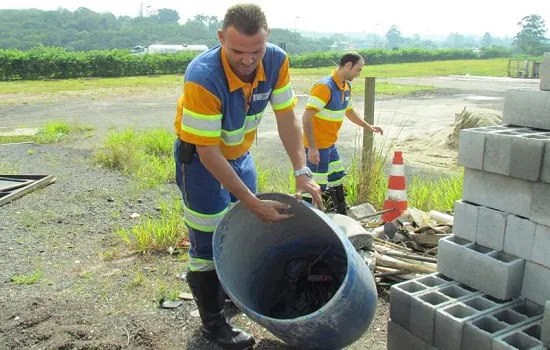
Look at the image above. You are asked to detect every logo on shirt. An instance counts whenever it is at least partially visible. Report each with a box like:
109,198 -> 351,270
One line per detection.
252,89 -> 272,101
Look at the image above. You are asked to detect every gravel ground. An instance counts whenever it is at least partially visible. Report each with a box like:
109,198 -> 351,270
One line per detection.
0,140 -> 392,350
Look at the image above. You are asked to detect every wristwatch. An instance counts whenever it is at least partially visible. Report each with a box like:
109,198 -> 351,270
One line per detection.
294,167 -> 313,178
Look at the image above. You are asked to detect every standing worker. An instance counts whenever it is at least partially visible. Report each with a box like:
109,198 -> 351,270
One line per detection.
173,3 -> 323,349
302,52 -> 383,214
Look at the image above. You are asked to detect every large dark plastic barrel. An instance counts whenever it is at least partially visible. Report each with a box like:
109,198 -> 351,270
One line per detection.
213,192 -> 378,349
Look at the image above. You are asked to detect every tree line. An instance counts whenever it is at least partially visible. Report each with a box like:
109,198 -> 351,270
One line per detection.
0,8 -> 547,56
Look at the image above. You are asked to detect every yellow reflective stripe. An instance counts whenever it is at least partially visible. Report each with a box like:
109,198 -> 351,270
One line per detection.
306,95 -> 326,110
272,96 -> 296,111
329,160 -> 344,174
312,172 -> 328,185
188,257 -> 215,272
184,204 -> 228,232
316,108 -> 345,122
181,108 -> 222,136
271,83 -> 296,110
220,113 -> 263,146
181,125 -> 221,138
328,178 -> 345,187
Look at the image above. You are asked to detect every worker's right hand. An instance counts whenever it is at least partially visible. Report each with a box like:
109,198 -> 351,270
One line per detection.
308,148 -> 320,165
247,199 -> 293,223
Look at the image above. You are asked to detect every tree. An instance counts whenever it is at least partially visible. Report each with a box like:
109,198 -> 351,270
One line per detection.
481,32 -> 492,47
386,25 -> 403,49
513,14 -> 549,55
445,33 -> 465,48
154,9 -> 179,24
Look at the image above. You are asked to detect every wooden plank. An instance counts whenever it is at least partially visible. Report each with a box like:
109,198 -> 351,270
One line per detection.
362,77 -> 376,171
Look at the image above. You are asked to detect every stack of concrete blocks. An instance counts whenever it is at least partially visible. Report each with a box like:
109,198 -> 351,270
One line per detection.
387,52 -> 550,350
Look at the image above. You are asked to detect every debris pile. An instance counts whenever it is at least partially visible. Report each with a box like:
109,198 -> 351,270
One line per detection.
348,204 -> 453,284
268,245 -> 347,319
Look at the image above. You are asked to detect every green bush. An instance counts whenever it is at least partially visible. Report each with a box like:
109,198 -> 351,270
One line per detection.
0,45 -> 515,81
0,46 -> 195,80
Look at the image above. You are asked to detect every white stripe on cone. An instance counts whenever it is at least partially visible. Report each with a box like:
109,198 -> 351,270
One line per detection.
389,164 -> 405,177
385,189 -> 408,201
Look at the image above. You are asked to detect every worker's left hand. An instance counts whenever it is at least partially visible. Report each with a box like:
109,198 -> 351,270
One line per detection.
295,175 -> 324,211
370,125 -> 384,135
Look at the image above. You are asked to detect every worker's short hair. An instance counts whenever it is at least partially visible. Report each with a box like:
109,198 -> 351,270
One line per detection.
222,3 -> 269,35
339,52 -> 364,67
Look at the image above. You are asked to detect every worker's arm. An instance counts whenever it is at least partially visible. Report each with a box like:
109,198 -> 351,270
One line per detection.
179,82 -> 291,222
302,83 -> 331,164
270,56 -> 323,209
344,100 -> 384,135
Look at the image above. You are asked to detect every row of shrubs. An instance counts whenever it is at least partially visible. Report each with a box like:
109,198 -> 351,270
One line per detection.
0,46 -> 512,81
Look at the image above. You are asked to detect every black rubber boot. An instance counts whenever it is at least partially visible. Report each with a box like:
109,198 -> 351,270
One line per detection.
322,190 -> 334,213
186,270 -> 255,350
329,184 -> 348,215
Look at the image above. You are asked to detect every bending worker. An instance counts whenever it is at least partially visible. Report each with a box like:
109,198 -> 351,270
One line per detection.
173,3 -> 323,349
302,52 -> 383,214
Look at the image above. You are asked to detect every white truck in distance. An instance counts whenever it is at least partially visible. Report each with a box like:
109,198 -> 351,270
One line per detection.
131,44 -> 208,55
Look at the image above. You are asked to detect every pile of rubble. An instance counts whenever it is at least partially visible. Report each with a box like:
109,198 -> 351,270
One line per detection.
333,203 -> 453,285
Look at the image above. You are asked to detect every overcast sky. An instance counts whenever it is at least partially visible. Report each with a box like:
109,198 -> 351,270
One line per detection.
2,0 -> 549,38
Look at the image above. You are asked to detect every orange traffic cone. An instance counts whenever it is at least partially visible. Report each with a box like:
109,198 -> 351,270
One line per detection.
382,151 -> 408,223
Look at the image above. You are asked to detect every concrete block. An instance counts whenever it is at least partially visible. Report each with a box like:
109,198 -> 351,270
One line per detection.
492,319 -> 545,350
389,273 -> 453,330
458,126 -> 503,170
483,128 -> 549,181
387,320 -> 436,350
541,52 -> 550,91
452,200 -> 480,242
476,206 -> 509,251
463,168 -> 533,218
510,133 -> 550,181
530,182 -> 550,227
409,284 -> 480,343
483,127 -> 528,175
434,295 -> 519,350
438,235 -> 525,300
543,301 -> 550,348
503,215 -> 536,261
532,224 -> 550,268
463,300 -> 544,350
521,261 -> 550,306
503,89 -> 550,130
463,316 -> 514,350
542,142 -> 550,184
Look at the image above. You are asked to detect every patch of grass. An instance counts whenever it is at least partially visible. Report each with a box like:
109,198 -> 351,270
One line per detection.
0,75 -> 183,94
408,170 -> 463,213
11,271 -> 43,285
291,58 -> 509,78
0,135 -> 32,144
256,166 -> 295,194
127,271 -> 146,289
34,121 -> 94,143
0,59 -> 506,100
0,121 -> 93,144
117,199 -> 187,253
95,128 -> 175,189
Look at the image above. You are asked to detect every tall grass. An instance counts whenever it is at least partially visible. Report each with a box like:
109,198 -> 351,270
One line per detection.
94,128 -> 175,189
0,120 -> 93,144
116,198 -> 186,252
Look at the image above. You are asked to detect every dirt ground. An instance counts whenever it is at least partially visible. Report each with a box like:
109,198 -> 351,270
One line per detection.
0,74 -> 540,350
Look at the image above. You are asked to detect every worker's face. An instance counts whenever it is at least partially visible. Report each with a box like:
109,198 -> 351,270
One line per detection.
345,59 -> 365,81
218,26 -> 268,78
